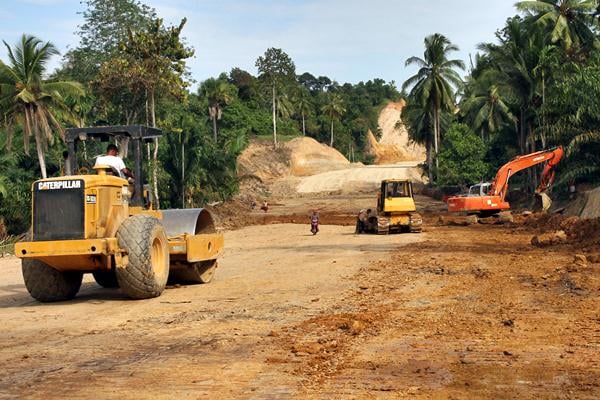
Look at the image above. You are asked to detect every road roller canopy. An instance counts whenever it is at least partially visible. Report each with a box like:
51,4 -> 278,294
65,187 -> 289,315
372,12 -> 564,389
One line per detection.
64,125 -> 163,207
65,125 -> 162,144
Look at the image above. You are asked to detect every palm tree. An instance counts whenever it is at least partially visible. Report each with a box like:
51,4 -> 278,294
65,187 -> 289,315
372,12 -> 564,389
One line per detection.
402,99 -> 434,181
478,18 -> 561,192
515,0 -> 598,51
293,88 -> 312,135
402,33 -> 465,177
321,93 -> 346,147
0,35 -> 83,178
200,78 -> 235,141
461,70 -> 516,141
558,131 -> 600,187
276,92 -> 293,120
479,18 -> 548,155
402,98 -> 453,183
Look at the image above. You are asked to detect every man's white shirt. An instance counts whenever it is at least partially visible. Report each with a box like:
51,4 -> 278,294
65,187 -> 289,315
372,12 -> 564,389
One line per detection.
95,155 -> 126,178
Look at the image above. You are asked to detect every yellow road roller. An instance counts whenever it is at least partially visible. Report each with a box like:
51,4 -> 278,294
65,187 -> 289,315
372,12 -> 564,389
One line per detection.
14,125 -> 223,301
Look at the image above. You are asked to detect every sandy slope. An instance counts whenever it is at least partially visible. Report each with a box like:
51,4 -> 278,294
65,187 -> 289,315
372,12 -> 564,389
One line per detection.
295,162 -> 423,193
366,101 -> 426,164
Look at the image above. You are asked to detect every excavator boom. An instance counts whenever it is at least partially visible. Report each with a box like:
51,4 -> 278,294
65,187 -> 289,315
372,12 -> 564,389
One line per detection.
489,146 -> 564,200
447,146 -> 563,214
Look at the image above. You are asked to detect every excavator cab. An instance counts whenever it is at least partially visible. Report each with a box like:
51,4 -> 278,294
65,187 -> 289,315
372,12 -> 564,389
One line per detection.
467,183 -> 491,197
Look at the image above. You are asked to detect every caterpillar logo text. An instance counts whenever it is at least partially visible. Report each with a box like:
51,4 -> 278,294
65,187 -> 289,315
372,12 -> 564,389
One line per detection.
38,180 -> 82,190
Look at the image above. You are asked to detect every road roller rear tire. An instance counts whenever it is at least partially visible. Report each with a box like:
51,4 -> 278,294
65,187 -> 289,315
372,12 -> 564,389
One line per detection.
116,215 -> 169,299
22,259 -> 83,302
170,260 -> 217,284
92,269 -> 119,288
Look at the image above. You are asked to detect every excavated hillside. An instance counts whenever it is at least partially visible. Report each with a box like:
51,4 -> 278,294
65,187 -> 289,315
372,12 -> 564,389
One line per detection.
236,137 -> 350,183
286,137 -> 350,176
366,100 -> 426,164
565,186 -> 600,219
236,102 -> 428,196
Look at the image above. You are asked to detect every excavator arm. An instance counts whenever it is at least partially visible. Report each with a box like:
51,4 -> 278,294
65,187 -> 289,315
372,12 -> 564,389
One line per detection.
490,146 -> 564,202
447,146 -> 563,214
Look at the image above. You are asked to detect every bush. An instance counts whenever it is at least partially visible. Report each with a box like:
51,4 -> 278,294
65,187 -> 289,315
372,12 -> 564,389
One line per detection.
0,177 -> 33,235
437,123 -> 489,186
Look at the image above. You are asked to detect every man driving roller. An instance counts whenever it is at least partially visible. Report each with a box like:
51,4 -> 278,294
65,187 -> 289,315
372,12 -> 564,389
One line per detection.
95,144 -> 134,180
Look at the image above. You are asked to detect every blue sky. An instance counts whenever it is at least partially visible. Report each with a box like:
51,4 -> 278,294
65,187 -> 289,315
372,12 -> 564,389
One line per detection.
1,0 -> 518,89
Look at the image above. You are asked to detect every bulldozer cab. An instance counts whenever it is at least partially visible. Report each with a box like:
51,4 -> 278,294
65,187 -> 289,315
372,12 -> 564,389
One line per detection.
64,125 -> 161,208
378,180 -> 415,213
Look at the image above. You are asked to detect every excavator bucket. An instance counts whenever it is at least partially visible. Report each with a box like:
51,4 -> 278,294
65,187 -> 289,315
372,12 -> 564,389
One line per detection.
534,192 -> 553,212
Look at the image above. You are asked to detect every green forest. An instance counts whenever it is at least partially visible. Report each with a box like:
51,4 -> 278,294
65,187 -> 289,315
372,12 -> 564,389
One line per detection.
1,0 -> 600,235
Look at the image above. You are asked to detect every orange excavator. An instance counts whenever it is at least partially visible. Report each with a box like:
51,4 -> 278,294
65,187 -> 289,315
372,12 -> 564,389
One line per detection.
447,146 -> 564,215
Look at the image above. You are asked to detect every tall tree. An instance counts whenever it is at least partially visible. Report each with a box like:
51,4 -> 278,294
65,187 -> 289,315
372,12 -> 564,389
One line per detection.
123,18 -> 193,127
402,99 -> 434,181
115,17 -> 194,208
228,68 -> 257,101
62,0 -> 156,83
255,48 -> 296,147
200,78 -> 236,141
0,35 -> 84,178
402,99 -> 454,183
402,33 -> 465,179
321,93 -> 346,147
94,56 -> 146,125
515,0 -> 598,52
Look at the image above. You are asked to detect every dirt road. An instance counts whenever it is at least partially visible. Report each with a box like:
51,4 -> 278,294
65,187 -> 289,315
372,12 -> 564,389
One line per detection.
0,197 -> 598,398
0,224 -> 422,399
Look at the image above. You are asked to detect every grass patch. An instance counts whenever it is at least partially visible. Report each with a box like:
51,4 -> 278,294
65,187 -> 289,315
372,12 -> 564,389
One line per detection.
0,235 -> 20,256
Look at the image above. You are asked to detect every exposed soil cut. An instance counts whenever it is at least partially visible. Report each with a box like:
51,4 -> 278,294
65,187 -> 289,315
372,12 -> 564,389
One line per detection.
365,101 -> 426,164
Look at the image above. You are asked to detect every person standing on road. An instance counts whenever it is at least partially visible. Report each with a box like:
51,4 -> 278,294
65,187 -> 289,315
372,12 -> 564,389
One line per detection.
356,208 -> 372,233
310,210 -> 320,235
261,201 -> 269,213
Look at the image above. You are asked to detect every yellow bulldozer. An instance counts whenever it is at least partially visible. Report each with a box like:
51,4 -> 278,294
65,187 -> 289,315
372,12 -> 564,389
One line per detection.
14,125 -> 223,302
361,179 -> 422,234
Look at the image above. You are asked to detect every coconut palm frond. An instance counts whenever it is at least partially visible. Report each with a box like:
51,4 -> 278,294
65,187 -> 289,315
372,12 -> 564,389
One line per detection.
566,131 -> 600,156
405,56 -> 427,68
43,81 -> 85,100
0,34 -> 80,178
555,163 -> 600,186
